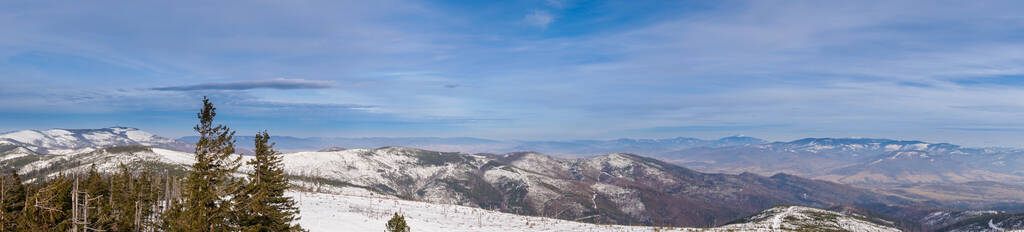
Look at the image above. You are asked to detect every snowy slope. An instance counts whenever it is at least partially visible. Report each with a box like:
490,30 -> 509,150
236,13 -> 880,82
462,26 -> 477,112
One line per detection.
0,140 -> 37,161
5,144 -> 918,229
290,191 -> 900,232
9,146 -> 194,175
241,147 -> 919,229
719,206 -> 900,232
0,127 -> 190,154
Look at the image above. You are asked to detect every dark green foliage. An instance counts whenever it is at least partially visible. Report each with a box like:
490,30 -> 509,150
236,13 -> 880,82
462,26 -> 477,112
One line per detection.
386,213 -> 410,232
167,96 -> 244,231
0,167 -> 175,231
235,131 -> 303,232
0,170 -> 26,231
19,175 -> 73,231
84,165 -> 114,230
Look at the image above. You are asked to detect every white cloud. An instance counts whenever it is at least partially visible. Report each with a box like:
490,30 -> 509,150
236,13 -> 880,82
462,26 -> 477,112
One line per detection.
523,10 -> 554,29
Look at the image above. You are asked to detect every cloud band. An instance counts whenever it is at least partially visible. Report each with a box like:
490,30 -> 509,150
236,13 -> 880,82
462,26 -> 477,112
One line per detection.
152,78 -> 337,91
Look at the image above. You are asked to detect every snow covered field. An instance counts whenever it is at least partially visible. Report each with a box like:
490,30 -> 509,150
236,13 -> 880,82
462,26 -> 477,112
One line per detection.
289,191 -> 692,232
290,191 -> 902,232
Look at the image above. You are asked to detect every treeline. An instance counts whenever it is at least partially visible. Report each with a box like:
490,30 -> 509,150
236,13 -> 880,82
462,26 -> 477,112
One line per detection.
0,165 -> 177,231
0,97 -> 303,231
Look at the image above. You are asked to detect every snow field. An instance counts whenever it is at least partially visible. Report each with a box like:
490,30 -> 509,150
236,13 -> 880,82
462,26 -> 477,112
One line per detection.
290,191 -> 697,232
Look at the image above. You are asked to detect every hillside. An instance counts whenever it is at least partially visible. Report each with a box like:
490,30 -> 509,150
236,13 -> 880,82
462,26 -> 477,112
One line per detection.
0,141 -> 935,228
290,191 -> 900,232
0,127 -> 190,154
269,147 -> 939,227
8,128 -> 1023,230
935,212 -> 1024,232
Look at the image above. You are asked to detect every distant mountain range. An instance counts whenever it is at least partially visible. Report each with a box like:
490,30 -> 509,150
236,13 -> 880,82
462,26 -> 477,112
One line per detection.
4,127 -> 1024,231
178,134 -> 767,156
6,127 -> 1024,188
663,138 -> 1024,182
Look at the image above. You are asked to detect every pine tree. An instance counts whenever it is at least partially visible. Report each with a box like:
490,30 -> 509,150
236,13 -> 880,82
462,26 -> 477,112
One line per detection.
167,96 -> 243,231
21,175 -> 73,231
236,131 -> 303,232
111,164 -> 136,231
386,213 -> 410,232
0,170 -> 26,231
133,170 -> 158,229
83,165 -> 113,231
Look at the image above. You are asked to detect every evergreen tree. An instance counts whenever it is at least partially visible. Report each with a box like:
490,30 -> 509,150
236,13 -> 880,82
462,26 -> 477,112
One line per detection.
236,131 -> 303,232
83,165 -> 113,230
20,175 -> 73,231
0,170 -> 25,231
386,213 -> 410,232
167,97 -> 243,231
133,170 -> 159,229
111,164 -> 136,231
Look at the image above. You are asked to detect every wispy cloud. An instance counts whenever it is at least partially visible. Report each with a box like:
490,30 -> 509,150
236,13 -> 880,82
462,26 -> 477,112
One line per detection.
523,10 -> 554,28
6,1 -> 1024,146
233,100 -> 376,111
151,79 -> 337,91
939,127 -> 1024,132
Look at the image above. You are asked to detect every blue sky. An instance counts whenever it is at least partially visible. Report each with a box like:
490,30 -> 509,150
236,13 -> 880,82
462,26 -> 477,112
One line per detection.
3,0 -> 1024,146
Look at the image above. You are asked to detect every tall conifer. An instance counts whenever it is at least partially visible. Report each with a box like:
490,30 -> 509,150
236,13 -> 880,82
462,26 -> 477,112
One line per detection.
0,171 -> 25,231
169,96 -> 242,231
236,131 -> 303,231
83,165 -> 113,230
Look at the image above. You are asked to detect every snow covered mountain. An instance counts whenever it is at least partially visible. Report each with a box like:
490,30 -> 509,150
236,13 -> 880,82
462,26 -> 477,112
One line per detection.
1,145 -> 194,175
5,127 -> 1019,230
2,143 -> 934,229
274,147 -> 935,227
0,127 -> 190,155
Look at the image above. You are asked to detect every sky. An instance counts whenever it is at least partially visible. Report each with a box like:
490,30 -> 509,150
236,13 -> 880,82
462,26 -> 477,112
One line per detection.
2,0 -> 1024,147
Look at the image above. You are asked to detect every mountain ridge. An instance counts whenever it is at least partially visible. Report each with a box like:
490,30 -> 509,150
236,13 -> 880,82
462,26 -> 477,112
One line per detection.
0,142 -> 937,229
0,127 -> 191,155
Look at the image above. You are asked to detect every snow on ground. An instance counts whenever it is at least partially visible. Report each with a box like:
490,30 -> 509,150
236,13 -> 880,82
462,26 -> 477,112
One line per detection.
721,206 -> 899,232
290,191 -> 901,232
0,127 -> 184,155
0,130 -> 48,146
150,148 -> 196,165
290,191 -> 697,232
